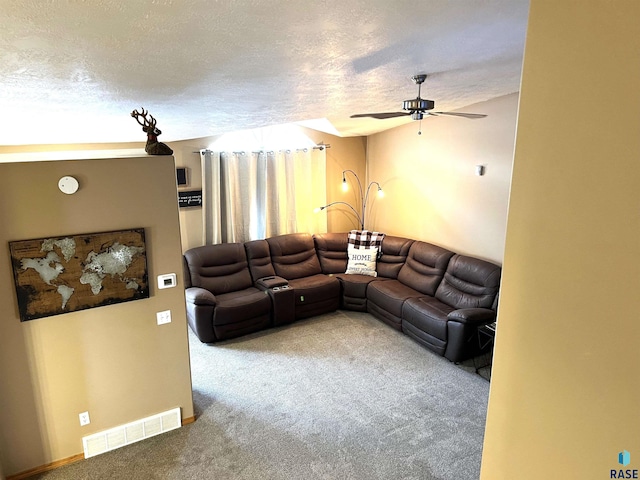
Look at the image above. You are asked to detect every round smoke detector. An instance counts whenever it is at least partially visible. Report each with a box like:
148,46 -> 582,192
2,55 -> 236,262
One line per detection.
58,176 -> 79,194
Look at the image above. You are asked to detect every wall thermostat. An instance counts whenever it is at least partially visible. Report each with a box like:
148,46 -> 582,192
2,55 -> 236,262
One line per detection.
157,273 -> 177,289
58,176 -> 79,194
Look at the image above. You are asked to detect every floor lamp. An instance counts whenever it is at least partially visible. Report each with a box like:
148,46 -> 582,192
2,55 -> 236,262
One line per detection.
315,170 -> 384,230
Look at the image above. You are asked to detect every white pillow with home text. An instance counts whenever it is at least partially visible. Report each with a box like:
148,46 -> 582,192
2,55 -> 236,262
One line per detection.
345,246 -> 378,277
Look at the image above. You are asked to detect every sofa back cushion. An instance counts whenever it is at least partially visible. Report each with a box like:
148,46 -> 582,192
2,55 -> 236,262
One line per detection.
244,239 -> 276,282
183,243 -> 253,294
313,233 -> 414,278
266,233 -> 322,280
435,254 -> 502,309
397,241 -> 455,295
377,236 -> 414,279
313,232 -> 348,274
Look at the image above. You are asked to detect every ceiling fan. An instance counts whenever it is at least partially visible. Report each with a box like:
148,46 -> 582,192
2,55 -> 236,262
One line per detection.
350,74 -> 487,124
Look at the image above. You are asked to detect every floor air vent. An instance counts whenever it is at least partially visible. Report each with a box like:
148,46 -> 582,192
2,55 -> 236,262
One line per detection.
82,407 -> 181,459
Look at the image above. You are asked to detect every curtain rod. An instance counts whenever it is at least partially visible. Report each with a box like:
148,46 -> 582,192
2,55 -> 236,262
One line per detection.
194,144 -> 330,154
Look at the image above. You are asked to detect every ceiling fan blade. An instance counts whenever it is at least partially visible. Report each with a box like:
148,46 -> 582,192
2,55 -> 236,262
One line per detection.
431,111 -> 487,119
350,112 -> 411,119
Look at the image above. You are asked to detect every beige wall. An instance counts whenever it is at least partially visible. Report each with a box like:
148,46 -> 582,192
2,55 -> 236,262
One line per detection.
0,155 -> 193,477
0,127 -> 367,255
0,138 -> 211,253
168,137 -> 213,252
481,1 -> 640,478
366,93 -> 518,263
301,128 -> 367,233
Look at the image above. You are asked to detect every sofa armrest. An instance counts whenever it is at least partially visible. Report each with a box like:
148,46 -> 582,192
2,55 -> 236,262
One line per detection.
447,308 -> 496,326
185,287 -> 217,306
255,276 -> 289,290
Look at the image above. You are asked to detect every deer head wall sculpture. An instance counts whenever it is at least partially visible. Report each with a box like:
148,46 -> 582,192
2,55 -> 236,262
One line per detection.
130,108 -> 174,155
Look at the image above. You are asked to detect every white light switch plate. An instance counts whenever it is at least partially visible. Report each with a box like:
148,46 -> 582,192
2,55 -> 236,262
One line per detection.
156,310 -> 171,325
79,411 -> 90,426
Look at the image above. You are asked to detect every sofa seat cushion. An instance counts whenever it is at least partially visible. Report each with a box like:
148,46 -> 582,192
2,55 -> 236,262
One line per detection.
212,287 -> 271,326
288,274 -> 340,305
327,273 -> 383,312
333,272 -> 378,296
367,279 -> 422,320
402,296 -> 456,341
401,297 -> 456,356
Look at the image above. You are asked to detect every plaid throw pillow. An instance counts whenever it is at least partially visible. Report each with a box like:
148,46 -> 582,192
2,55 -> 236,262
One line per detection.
347,230 -> 385,250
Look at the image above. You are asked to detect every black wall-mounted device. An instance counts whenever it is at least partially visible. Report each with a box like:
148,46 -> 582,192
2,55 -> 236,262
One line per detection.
176,167 -> 188,186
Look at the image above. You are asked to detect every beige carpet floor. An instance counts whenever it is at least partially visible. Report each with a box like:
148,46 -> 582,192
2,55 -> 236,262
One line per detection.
34,310 -> 490,480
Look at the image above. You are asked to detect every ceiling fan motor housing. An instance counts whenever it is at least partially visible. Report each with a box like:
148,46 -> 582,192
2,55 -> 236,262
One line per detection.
403,98 -> 435,112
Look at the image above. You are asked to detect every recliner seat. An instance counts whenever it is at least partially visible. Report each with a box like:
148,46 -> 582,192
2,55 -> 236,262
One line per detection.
367,241 -> 455,330
183,243 -> 272,342
265,233 -> 340,319
402,254 -> 501,362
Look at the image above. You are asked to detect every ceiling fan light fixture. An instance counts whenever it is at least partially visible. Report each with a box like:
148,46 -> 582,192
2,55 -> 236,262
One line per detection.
403,98 -> 434,111
350,73 -> 486,123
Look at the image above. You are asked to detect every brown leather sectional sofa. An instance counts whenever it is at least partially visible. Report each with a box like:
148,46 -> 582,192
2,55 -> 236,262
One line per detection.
183,232 -> 501,363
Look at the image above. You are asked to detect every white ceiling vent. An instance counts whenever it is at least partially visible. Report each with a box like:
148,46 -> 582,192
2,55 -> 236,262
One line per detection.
82,407 -> 181,459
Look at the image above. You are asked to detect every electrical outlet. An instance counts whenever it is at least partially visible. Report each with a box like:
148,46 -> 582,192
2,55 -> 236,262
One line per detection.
79,411 -> 90,426
156,310 -> 171,325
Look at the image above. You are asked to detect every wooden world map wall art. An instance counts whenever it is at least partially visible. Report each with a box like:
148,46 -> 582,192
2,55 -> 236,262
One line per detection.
9,229 -> 149,322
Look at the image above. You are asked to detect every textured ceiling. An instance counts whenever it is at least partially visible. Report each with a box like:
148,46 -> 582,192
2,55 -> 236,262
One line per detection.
0,0 -> 529,145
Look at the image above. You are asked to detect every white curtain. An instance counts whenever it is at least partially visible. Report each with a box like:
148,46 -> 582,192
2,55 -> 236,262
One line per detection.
201,148 -> 327,244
